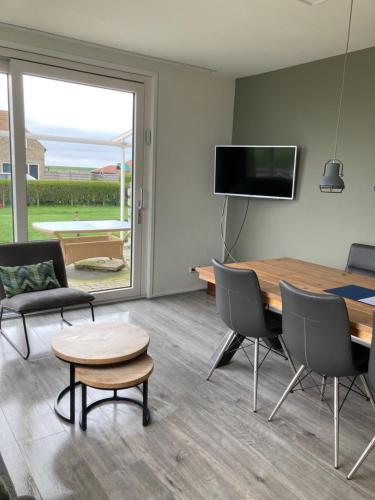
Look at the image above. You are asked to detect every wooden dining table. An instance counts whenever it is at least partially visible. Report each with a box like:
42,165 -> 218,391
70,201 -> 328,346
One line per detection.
196,257 -> 375,345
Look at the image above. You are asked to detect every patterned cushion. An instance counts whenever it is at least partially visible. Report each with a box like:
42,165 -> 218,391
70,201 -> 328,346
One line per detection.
0,260 -> 61,298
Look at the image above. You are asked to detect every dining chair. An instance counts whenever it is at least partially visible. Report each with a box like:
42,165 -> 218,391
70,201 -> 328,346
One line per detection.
318,242 -> 375,402
207,259 -> 299,412
348,312 -> 375,479
268,280 -> 373,469
0,240 -> 95,359
346,243 -> 375,277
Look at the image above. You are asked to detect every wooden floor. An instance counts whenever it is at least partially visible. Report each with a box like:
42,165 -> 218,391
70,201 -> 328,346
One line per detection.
1,291 -> 375,499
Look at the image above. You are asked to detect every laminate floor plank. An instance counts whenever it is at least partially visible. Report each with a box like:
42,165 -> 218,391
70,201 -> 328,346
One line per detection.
101,460 -> 177,500
0,407 -> 43,499
0,291 -> 374,499
19,431 -> 111,500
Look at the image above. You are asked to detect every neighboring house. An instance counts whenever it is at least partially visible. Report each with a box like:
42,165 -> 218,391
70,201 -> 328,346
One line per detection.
0,109 -> 46,179
91,160 -> 132,181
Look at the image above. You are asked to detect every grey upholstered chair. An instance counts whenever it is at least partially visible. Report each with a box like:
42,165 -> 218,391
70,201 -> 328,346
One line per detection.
0,240 -> 95,359
347,312 -> 375,479
346,243 -> 375,277
207,259 -> 299,412
268,280 -> 373,469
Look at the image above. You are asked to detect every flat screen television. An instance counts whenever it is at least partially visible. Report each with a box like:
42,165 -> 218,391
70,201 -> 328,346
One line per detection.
214,145 -> 298,200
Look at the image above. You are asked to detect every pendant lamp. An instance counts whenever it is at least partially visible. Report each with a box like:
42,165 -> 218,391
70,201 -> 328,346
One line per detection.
320,0 -> 354,193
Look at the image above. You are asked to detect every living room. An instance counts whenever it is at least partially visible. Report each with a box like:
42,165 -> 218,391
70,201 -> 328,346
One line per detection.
0,1 -> 374,499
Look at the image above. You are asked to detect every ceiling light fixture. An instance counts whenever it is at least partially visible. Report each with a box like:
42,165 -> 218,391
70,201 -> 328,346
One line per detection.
299,0 -> 329,5
319,0 -> 354,193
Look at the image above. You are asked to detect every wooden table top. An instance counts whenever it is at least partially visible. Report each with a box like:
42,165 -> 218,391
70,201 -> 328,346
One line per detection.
76,353 -> 154,389
33,220 -> 131,235
196,257 -> 375,344
52,322 -> 150,365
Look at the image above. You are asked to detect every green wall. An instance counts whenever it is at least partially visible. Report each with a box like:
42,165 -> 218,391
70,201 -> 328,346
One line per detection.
229,46 -> 375,269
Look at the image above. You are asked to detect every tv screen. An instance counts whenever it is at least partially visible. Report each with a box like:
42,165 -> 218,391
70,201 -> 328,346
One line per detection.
214,145 -> 298,199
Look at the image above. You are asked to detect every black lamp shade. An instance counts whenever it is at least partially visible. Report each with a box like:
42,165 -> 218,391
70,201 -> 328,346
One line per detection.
319,160 -> 345,193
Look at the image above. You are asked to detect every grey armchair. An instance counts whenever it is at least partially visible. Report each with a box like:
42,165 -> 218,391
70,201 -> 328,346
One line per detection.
0,240 -> 95,360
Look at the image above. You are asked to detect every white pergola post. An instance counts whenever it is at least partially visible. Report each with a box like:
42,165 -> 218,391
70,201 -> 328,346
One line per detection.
120,146 -> 126,223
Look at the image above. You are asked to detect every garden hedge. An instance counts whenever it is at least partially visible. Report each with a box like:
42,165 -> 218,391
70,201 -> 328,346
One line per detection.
0,176 -> 132,207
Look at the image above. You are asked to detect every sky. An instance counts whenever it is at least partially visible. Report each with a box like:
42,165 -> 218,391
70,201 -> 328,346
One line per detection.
0,73 -> 134,168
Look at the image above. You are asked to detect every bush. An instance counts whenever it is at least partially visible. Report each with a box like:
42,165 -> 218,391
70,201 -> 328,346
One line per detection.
0,176 -> 132,207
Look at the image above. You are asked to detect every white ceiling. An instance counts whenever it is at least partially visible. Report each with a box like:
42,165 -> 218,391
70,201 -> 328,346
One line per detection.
0,0 -> 374,77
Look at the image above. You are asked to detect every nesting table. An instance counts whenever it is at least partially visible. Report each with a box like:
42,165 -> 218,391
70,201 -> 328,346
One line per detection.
52,322 -> 152,430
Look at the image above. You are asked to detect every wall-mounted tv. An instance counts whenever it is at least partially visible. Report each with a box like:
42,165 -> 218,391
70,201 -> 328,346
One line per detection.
214,145 -> 298,200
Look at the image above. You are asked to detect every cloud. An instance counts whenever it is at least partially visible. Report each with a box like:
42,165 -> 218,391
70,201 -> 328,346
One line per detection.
0,73 -> 134,166
23,75 -> 133,138
43,141 -> 132,168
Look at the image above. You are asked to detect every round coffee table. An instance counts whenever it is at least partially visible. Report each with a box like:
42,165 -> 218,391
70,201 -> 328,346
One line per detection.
52,322 -> 150,424
76,353 -> 154,430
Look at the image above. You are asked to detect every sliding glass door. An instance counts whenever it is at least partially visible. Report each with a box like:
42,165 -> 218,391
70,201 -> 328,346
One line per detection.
5,59 -> 145,300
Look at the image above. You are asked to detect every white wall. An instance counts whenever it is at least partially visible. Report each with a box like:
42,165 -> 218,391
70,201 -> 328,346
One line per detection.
0,25 -> 235,296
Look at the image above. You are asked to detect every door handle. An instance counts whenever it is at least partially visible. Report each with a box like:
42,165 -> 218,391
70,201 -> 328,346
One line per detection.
137,188 -> 143,224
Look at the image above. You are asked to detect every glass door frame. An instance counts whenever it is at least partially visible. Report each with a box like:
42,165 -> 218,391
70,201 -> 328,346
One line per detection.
7,58 -> 146,301
0,59 -> 14,243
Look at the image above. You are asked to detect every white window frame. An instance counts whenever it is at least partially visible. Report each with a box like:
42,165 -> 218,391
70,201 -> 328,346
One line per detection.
0,51 -> 156,300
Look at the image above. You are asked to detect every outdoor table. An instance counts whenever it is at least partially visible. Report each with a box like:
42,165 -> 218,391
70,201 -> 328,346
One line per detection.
32,220 -> 131,265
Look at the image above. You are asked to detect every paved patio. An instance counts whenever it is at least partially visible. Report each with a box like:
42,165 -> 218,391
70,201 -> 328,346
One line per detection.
66,245 -> 131,292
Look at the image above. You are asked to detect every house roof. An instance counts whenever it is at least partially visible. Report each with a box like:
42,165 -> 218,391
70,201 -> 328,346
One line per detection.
0,110 -> 10,131
0,110 -> 46,151
92,161 -> 132,174
93,164 -> 118,174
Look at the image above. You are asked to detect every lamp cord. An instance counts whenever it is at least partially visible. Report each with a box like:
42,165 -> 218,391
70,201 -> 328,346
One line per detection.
220,196 -> 250,263
333,0 -> 354,159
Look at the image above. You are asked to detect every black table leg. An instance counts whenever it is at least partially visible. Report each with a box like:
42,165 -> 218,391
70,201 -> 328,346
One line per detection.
54,363 -> 79,424
207,331 -> 245,380
81,383 -> 87,431
143,380 -> 149,426
78,383 -> 151,430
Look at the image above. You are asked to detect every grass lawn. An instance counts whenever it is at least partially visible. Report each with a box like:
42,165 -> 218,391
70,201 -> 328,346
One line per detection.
0,205 -> 127,243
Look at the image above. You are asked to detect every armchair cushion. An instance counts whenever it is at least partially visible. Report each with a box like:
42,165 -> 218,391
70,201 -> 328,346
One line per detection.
0,260 -> 60,298
1,287 -> 94,314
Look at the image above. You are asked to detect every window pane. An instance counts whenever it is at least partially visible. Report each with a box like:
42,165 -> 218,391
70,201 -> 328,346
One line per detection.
23,74 -> 134,294
28,164 -> 39,179
23,75 -> 133,141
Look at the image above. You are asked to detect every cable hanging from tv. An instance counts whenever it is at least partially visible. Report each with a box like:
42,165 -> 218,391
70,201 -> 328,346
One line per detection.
220,195 -> 250,263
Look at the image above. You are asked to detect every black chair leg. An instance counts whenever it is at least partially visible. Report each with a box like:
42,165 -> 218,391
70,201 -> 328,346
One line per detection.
0,308 -> 31,360
60,308 -> 72,326
61,303 -> 94,325
89,303 -> 95,322
0,303 -> 94,361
